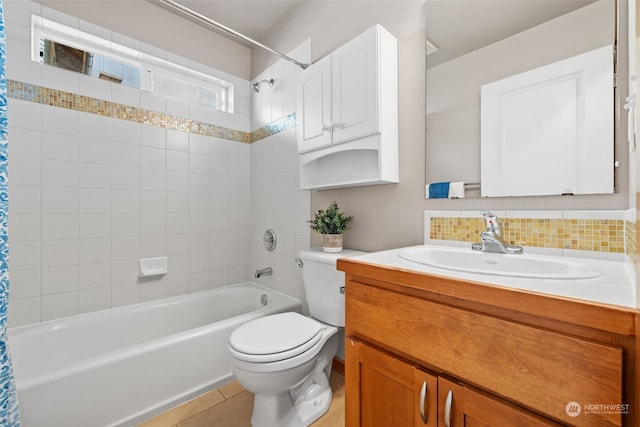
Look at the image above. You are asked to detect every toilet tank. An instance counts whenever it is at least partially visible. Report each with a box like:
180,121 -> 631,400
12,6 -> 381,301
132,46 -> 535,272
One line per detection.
298,248 -> 366,327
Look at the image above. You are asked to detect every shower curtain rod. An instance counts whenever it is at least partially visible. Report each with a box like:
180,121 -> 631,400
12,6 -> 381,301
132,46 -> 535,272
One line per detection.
155,0 -> 311,70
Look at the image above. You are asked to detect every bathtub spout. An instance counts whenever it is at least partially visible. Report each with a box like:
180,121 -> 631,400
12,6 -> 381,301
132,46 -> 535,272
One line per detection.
255,267 -> 273,278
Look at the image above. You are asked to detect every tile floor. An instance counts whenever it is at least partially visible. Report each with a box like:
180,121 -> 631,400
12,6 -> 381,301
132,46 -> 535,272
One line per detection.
138,370 -> 345,427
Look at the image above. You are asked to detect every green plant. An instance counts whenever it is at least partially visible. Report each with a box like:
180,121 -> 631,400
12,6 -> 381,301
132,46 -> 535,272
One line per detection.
308,201 -> 353,235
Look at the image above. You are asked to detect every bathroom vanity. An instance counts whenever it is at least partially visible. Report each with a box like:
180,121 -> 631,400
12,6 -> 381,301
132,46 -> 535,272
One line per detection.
338,248 -> 639,426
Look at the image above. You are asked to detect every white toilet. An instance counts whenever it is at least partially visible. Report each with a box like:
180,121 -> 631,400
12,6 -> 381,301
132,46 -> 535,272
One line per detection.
228,248 -> 364,427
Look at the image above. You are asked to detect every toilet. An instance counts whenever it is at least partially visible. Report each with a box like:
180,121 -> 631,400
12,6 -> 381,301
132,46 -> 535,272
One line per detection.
228,247 -> 364,427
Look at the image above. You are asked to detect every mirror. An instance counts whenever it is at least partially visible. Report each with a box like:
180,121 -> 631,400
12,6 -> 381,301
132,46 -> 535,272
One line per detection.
425,0 -> 615,199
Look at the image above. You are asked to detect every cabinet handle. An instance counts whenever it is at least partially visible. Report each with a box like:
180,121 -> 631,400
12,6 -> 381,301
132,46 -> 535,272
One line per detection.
419,381 -> 428,423
444,390 -> 453,427
322,123 -> 333,132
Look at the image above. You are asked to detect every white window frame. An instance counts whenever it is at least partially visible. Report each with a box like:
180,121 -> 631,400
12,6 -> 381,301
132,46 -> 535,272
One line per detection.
31,15 -> 234,113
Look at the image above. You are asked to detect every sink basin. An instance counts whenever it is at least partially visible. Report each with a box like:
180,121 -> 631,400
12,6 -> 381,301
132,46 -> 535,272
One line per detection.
397,246 -> 602,279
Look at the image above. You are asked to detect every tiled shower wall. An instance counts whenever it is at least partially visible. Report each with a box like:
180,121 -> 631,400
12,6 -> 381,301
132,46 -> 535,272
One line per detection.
249,43 -> 312,312
5,2 -> 255,327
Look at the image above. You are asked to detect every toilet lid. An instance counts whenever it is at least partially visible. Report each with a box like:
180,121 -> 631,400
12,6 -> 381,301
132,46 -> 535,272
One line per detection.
229,312 -> 323,362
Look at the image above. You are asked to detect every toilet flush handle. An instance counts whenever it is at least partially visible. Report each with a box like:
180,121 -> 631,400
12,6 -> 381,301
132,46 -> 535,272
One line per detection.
295,258 -> 303,268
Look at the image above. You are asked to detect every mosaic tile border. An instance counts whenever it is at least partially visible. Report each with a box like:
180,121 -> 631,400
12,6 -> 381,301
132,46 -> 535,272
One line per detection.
250,112 -> 296,143
8,80 -> 300,144
429,216 -> 627,254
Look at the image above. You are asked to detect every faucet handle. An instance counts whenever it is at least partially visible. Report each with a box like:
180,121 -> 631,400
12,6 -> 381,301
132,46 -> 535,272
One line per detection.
480,211 -> 501,235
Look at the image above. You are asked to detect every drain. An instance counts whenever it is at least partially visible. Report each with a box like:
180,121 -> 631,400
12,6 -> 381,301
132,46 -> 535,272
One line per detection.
260,294 -> 268,306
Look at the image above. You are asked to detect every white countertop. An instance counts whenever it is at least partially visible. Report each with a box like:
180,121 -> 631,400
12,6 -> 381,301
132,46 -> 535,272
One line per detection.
346,245 -> 638,309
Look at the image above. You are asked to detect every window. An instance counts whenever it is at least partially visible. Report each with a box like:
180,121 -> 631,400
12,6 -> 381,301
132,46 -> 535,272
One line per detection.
32,15 -> 234,113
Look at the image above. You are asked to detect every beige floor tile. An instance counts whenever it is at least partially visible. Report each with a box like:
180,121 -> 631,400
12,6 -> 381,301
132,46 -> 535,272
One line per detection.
138,390 -> 226,427
177,390 -> 254,427
141,370 -> 344,427
219,380 -> 245,399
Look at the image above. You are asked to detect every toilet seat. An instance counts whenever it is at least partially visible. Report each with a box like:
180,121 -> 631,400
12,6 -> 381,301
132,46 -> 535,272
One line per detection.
229,312 -> 323,363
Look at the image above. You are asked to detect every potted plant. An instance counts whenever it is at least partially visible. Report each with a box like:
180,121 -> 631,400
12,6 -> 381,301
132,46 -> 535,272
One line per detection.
308,201 -> 353,253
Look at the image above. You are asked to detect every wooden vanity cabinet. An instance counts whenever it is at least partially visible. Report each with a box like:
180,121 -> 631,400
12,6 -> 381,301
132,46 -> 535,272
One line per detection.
339,259 -> 639,427
346,338 -> 558,427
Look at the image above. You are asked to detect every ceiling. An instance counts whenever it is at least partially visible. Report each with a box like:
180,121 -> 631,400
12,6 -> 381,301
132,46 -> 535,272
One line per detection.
152,0 -> 600,69
152,0 -> 308,47
426,0 -> 598,67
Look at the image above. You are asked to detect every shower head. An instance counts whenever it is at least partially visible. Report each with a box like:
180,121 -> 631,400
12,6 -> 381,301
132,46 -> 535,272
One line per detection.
252,78 -> 274,93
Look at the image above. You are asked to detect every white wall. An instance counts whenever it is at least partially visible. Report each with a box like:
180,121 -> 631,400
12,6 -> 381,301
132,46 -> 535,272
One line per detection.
5,1 -> 252,326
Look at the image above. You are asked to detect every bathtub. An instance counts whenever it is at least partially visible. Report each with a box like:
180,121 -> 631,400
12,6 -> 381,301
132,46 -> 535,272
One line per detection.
7,282 -> 301,427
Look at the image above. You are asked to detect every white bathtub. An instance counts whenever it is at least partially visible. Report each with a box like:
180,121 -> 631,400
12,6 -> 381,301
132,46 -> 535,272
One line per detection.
7,282 -> 301,427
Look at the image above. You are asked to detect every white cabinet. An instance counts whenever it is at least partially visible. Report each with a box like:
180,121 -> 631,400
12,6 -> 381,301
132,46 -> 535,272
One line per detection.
297,25 -> 398,190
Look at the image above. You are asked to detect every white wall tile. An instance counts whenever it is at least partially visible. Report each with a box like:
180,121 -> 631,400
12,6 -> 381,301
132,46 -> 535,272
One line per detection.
10,156 -> 41,185
79,188 -> 110,213
78,74 -> 112,102
41,265 -> 78,294
42,213 -> 78,240
9,213 -> 41,241
111,118 -> 140,144
42,106 -> 78,135
141,213 -> 165,235
6,51 -> 41,86
112,142 -> 140,167
41,291 -> 78,321
9,127 -> 42,158
42,132 -> 78,161
78,286 -> 111,314
112,190 -> 140,213
42,187 -> 79,214
7,297 -> 41,328
9,184 -> 41,213
79,137 -> 111,164
111,213 -> 140,237
42,159 -> 78,187
141,235 -> 166,258
42,239 -> 78,268
141,146 -> 166,170
8,99 -> 41,130
166,150 -> 188,171
112,166 -> 140,190
166,171 -> 188,192
79,213 -> 111,238
111,282 -> 139,308
9,268 -> 41,299
79,163 -> 111,188
140,125 -> 166,149
166,129 -> 189,152
78,112 -> 110,139
111,236 -> 140,261
42,65 -> 79,94
141,169 -> 166,192
79,262 -> 111,289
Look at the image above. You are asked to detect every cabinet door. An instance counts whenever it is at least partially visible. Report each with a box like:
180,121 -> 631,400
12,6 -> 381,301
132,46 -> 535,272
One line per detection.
297,55 -> 332,153
438,378 -> 561,427
346,339 -> 437,427
331,26 -> 379,144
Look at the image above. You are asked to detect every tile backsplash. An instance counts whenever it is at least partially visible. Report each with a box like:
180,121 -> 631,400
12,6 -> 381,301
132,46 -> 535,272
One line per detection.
426,211 -> 635,261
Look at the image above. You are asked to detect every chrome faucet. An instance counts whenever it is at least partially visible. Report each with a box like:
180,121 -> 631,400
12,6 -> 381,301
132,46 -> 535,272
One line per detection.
471,212 -> 523,254
255,267 -> 273,278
